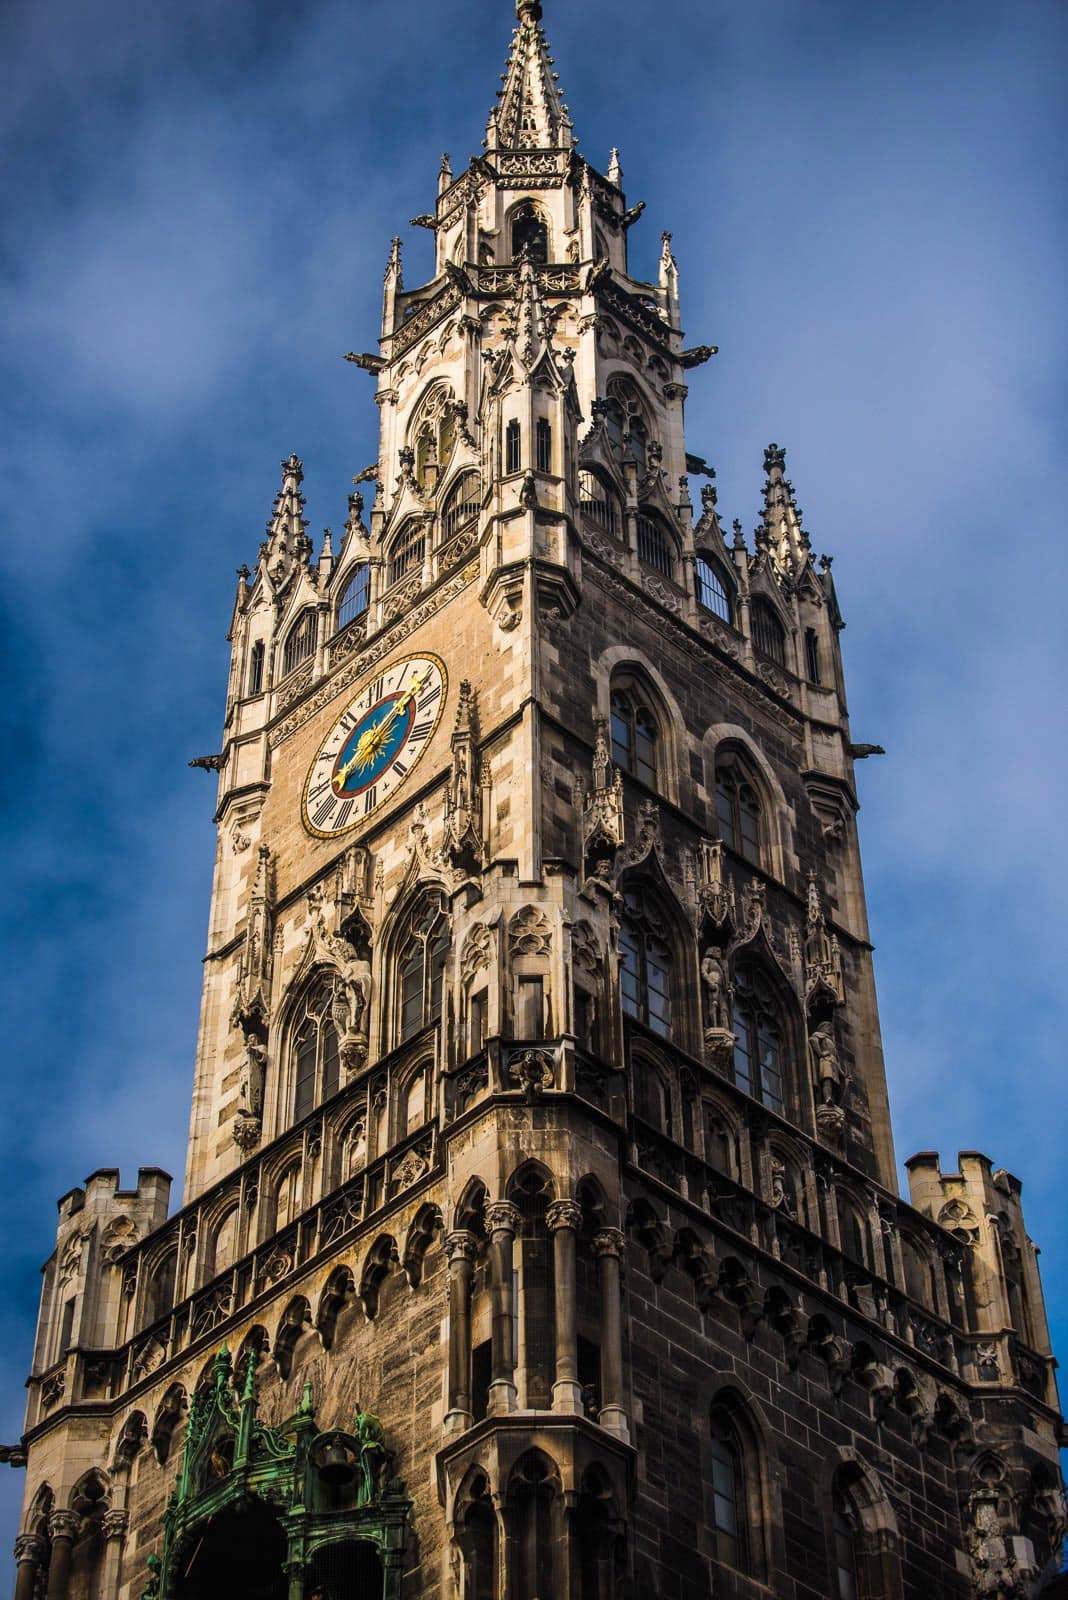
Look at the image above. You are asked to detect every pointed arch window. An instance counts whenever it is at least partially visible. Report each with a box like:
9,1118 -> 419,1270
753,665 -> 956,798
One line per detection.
292,979 -> 340,1122
397,894 -> 450,1043
731,965 -> 785,1114
442,470 -> 482,541
388,520 -> 426,584
833,1484 -> 861,1600
619,888 -> 673,1037
610,680 -> 659,788
579,470 -> 621,536
715,751 -> 763,865
282,608 -> 316,678
247,639 -> 265,697
505,418 -> 522,475
805,626 -> 822,684
510,201 -> 549,263
636,512 -> 675,579
751,598 -> 787,667
338,564 -> 370,630
696,554 -> 732,623
410,384 -> 457,491
709,1407 -> 749,1572
536,416 -> 552,472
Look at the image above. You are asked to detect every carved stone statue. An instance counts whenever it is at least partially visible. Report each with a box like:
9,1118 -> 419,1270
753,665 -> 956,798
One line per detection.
809,1023 -> 843,1106
700,947 -> 732,1032
243,1036 -> 268,1118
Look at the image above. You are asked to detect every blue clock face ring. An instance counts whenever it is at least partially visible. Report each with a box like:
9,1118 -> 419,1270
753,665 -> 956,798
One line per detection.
331,695 -> 414,796
302,653 -> 448,838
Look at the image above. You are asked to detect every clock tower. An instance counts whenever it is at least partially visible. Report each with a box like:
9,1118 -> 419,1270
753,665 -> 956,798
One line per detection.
13,3 -> 1064,1598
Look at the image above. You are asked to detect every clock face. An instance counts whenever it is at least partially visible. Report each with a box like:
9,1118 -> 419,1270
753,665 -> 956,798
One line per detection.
302,653 -> 447,837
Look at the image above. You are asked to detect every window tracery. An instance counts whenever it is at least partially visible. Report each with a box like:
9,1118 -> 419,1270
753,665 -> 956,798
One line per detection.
619,888 -> 673,1037
610,679 -> 659,788
715,750 -> 763,865
388,520 -> 426,585
730,964 -> 786,1114
696,553 -> 732,622
441,470 -> 481,542
396,893 -> 450,1044
337,564 -> 370,630
281,609 -> 316,678
751,598 -> 787,666
291,979 -> 340,1123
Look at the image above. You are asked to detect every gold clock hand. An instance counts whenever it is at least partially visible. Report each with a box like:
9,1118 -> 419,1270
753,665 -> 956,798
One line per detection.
334,670 -> 430,787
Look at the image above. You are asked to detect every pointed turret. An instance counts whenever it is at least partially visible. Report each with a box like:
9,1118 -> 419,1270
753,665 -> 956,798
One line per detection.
258,454 -> 312,594
760,442 -> 810,575
381,236 -> 403,338
487,0 -> 574,154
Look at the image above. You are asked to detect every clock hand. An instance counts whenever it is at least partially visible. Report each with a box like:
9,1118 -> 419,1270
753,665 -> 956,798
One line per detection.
334,671 -> 431,788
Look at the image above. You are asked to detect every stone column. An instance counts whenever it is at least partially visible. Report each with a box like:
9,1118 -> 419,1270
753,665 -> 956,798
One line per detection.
547,1200 -> 584,1414
13,1534 -> 46,1600
100,1508 -> 128,1596
284,1556 -> 306,1600
46,1511 -> 80,1600
592,1228 -> 628,1438
485,1201 -> 521,1414
444,1229 -> 478,1433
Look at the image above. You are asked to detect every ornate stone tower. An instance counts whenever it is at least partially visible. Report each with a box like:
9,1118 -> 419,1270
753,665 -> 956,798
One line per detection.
13,4 -> 1065,1598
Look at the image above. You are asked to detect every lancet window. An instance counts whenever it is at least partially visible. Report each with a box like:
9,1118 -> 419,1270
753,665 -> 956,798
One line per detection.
337,564 -> 370,630
441,470 -> 481,542
696,553 -> 733,622
292,979 -> 340,1122
751,598 -> 787,667
579,470 -> 621,536
506,418 -> 522,475
396,894 -> 449,1044
536,416 -> 552,472
730,964 -> 785,1114
247,639 -> 265,696
636,512 -> 675,578
510,200 -> 549,263
709,1407 -> 749,1571
388,520 -> 426,585
610,679 -> 659,788
619,888 -> 673,1037
715,751 -> 763,866
281,608 -> 316,677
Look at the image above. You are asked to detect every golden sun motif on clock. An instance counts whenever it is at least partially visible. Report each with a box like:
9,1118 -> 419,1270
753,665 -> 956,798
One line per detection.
301,653 -> 447,837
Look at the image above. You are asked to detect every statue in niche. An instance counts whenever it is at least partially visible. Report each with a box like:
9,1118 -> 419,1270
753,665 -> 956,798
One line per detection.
700,947 -> 732,1032
242,1036 -> 268,1118
809,1022 -> 844,1106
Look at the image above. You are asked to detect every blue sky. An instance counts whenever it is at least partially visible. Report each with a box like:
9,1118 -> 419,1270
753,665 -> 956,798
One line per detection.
2,0 -> 1065,1550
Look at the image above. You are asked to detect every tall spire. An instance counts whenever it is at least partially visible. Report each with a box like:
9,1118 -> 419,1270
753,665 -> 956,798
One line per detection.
486,0 -> 574,154
760,442 -> 811,575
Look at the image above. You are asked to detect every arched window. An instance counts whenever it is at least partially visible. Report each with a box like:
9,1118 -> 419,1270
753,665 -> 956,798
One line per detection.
696,554 -> 732,623
634,1056 -> 670,1132
247,639 -> 265,696
505,418 -> 521,475
837,1195 -> 869,1267
610,681 -> 659,787
832,1483 -> 861,1600
536,416 -> 552,472
291,979 -> 340,1122
715,752 -> 762,865
731,965 -> 785,1113
636,512 -> 675,579
282,609 -> 316,677
410,384 -> 457,490
510,201 -> 549,263
900,1235 -> 934,1307
619,888 -> 673,1037
388,520 -> 426,584
338,565 -> 370,630
805,626 -> 821,684
579,470 -> 621,536
442,470 -> 481,541
751,598 -> 787,667
709,1407 -> 749,1572
397,894 -> 449,1043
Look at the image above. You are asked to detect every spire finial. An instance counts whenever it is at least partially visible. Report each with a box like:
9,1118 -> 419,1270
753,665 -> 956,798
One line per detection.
488,0 -> 573,152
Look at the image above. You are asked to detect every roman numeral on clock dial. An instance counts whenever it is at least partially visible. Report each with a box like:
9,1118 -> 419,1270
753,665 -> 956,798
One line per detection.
302,653 -> 448,838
